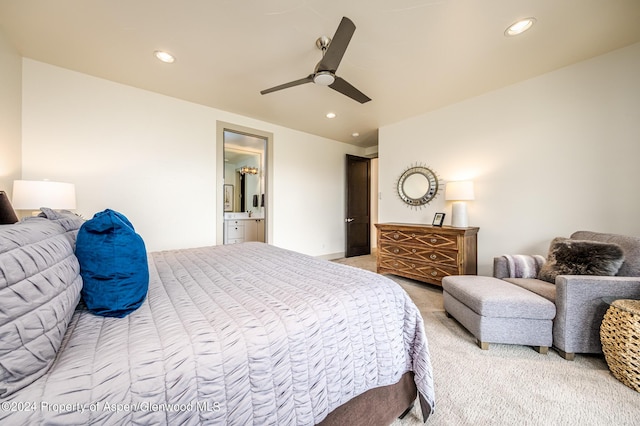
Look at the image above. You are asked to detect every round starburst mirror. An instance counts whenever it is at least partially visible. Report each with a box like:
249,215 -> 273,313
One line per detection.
396,165 -> 440,208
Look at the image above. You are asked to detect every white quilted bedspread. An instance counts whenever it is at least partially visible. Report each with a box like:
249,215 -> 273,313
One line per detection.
1,242 -> 434,425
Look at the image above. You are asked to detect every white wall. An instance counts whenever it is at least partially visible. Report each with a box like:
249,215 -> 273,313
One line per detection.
272,130 -> 362,257
379,42 -> 640,276
21,59 -> 364,255
0,27 -> 22,194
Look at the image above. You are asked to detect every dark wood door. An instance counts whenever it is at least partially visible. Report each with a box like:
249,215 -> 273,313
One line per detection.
345,155 -> 371,257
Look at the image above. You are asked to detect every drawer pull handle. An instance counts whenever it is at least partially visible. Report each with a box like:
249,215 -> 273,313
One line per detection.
393,248 -> 399,254
394,234 -> 399,239
393,262 -> 399,267
412,249 -> 417,253
430,254 -> 437,260
411,264 -> 415,268
411,233 -> 416,237
431,271 -> 438,276
430,238 -> 437,243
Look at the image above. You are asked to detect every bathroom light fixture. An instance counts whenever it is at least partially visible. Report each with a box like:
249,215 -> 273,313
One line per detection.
239,166 -> 259,175
326,112 -> 336,119
154,50 -> 175,63
351,132 -> 360,137
504,17 -> 536,36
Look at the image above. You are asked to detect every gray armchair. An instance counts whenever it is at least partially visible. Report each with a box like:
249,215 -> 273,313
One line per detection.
493,231 -> 640,360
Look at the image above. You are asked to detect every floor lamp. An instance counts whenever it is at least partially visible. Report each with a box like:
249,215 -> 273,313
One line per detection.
445,181 -> 475,228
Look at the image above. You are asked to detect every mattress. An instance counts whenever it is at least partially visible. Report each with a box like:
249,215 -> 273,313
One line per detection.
0,242 -> 434,424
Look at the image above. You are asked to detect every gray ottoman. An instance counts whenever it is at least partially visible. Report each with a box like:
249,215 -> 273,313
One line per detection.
442,276 -> 556,353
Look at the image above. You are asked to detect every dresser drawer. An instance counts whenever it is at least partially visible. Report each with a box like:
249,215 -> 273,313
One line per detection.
379,244 -> 458,267
378,256 -> 457,285
380,229 -> 458,250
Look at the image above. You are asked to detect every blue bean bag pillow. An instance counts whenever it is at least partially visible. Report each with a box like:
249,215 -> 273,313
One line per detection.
76,209 -> 149,317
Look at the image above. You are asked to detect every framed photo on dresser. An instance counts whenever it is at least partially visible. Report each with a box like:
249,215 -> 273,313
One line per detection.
432,212 -> 445,226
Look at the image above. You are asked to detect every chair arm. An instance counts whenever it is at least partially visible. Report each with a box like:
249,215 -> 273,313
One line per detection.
553,275 -> 640,354
493,256 -> 509,279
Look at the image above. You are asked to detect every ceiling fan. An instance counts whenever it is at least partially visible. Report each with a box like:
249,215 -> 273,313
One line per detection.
260,17 -> 371,104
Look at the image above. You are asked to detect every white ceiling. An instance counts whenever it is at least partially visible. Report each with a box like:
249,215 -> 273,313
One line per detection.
1,0 -> 639,148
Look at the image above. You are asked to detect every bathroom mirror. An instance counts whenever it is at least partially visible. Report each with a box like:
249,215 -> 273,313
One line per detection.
397,165 -> 440,208
224,147 -> 262,213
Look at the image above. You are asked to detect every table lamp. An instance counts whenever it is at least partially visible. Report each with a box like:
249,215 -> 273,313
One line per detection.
445,181 -> 474,228
12,180 -> 76,215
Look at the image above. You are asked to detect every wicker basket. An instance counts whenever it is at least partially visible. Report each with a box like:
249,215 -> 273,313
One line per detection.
600,299 -> 640,392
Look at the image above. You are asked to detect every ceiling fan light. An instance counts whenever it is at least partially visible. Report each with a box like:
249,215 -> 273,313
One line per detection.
314,71 -> 335,86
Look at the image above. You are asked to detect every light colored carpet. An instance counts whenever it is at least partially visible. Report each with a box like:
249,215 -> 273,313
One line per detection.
333,254 -> 640,426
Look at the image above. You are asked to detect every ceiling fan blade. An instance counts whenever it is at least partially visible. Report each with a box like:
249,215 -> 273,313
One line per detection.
317,17 -> 356,72
329,77 -> 371,104
260,75 -> 313,95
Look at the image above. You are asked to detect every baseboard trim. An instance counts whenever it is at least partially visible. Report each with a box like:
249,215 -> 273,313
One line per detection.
317,252 -> 345,261
318,248 -> 377,261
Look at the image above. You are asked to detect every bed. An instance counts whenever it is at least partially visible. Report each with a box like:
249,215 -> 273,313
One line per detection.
0,212 -> 435,425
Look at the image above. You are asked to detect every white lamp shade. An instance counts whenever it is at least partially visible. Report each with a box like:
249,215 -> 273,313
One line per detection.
445,181 -> 475,201
12,180 -> 76,210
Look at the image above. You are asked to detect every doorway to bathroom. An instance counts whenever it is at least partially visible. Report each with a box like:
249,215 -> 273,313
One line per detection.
216,122 -> 273,246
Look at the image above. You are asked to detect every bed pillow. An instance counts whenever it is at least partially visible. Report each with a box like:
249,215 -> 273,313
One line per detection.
76,209 -> 149,318
538,237 -> 625,283
0,219 -> 82,397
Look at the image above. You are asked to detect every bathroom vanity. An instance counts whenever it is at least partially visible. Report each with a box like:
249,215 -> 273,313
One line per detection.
224,212 -> 265,244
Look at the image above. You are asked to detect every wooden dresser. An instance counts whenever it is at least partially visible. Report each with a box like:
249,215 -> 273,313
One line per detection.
376,223 -> 479,287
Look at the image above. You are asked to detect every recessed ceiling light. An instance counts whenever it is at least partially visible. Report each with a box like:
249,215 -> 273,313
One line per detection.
352,132 -> 360,137
326,112 -> 336,119
504,17 -> 536,36
154,50 -> 175,63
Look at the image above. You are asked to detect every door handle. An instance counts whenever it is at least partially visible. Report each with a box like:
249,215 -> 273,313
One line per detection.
345,218 -> 354,223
